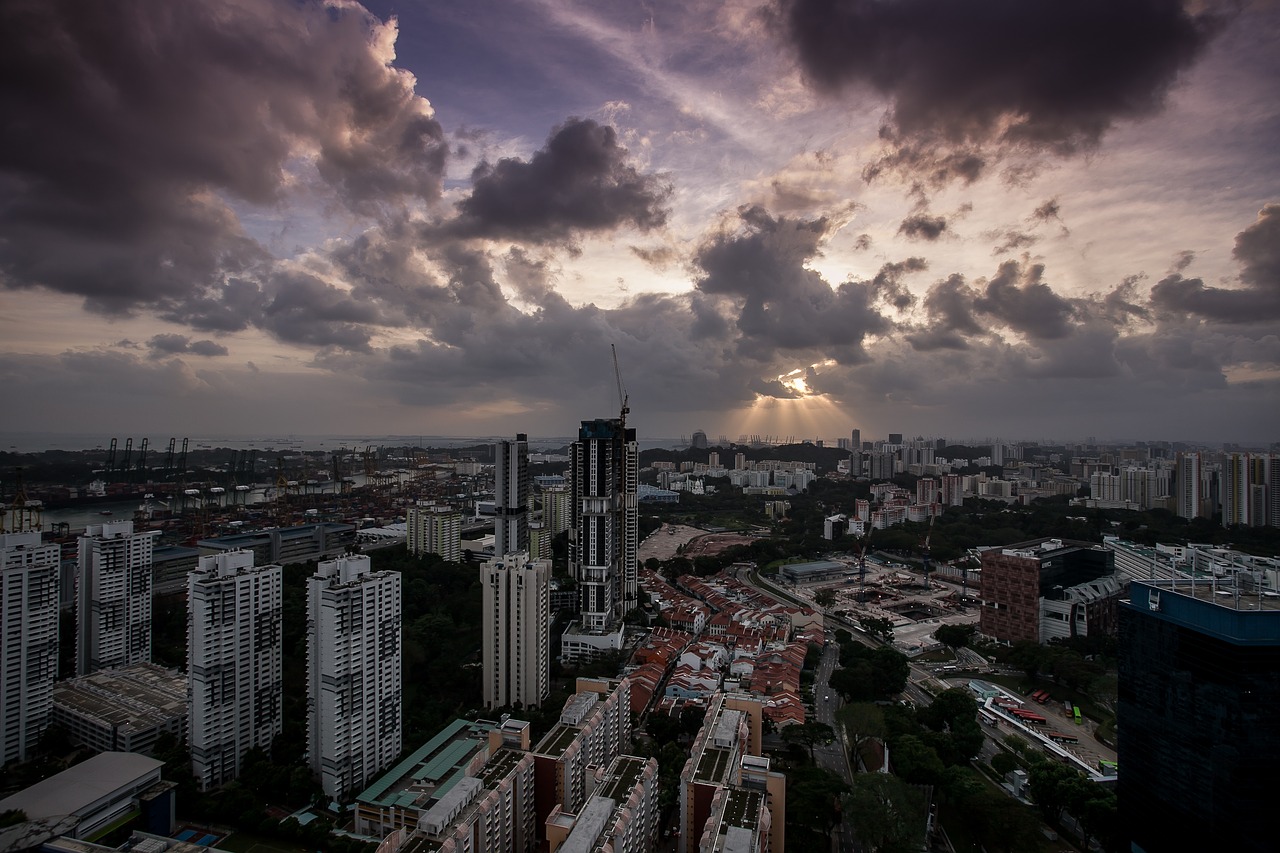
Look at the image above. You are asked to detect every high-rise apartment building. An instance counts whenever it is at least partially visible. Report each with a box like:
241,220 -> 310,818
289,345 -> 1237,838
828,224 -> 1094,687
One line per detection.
307,554 -> 401,799
887,433 -> 903,445
1,532 -> 60,764
407,503 -> 462,562
1119,579 -> 1280,853
1222,452 -> 1251,527
850,428 -> 861,450
482,552 -> 550,710
542,485 -> 573,537
569,418 -> 638,630
188,550 -> 282,790
495,435 -> 530,558
76,521 -> 159,676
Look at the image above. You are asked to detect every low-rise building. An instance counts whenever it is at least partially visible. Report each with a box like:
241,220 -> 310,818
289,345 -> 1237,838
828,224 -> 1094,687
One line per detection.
51,663 -> 187,755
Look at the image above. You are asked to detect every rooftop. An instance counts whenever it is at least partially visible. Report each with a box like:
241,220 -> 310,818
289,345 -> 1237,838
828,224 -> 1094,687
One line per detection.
0,752 -> 163,818
356,719 -> 492,809
1130,578 -> 1280,613
52,664 -> 187,731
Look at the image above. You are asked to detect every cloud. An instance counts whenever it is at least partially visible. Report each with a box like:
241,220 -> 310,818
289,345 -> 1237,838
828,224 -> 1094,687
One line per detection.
445,118 -> 672,243
782,0 -> 1219,150
974,260 -> 1076,340
145,333 -> 229,358
0,0 -> 445,312
898,213 -> 948,241
1150,204 -> 1280,322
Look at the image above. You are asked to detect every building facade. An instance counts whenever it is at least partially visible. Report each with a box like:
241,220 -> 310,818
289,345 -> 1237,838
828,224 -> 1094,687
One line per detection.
307,554 -> 402,799
569,418 -> 638,633
407,503 -> 463,562
495,435 -> 530,558
1119,580 -> 1280,853
979,538 -> 1115,644
482,552 -> 550,710
188,551 -> 282,790
1,531 -> 60,764
77,521 -> 159,676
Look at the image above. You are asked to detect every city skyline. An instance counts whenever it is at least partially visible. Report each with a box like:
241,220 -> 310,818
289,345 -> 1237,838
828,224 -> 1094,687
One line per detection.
1,1 -> 1278,442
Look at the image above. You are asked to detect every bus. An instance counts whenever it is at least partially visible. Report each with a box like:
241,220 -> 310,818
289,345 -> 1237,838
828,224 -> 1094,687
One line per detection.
1011,709 -> 1047,724
1046,731 -> 1079,745
1073,706 -> 1083,724
978,709 -> 1000,728
1098,759 -> 1118,774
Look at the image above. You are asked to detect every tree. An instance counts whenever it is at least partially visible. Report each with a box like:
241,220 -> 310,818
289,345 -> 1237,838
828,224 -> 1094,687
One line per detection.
843,773 -> 926,853
786,765 -> 849,847
1007,640 -> 1048,680
990,749 -> 1019,777
781,721 -> 835,763
860,615 -> 896,644
888,734 -> 945,785
837,701 -> 886,766
934,623 -> 975,649
814,588 -> 837,609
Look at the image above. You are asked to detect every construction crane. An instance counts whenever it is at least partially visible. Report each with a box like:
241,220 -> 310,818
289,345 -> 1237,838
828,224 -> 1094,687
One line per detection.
857,528 -> 872,603
2,468 -> 42,534
611,343 -> 629,426
921,514 -> 936,590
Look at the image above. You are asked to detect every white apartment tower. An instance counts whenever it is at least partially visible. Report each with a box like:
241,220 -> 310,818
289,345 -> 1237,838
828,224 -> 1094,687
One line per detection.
406,503 -> 462,562
1,532 -> 60,764
542,485 -> 573,537
481,552 -> 550,710
306,554 -> 401,799
188,551 -> 282,790
570,418 -> 638,629
494,435 -> 530,558
1177,452 -> 1202,521
76,520 -> 159,676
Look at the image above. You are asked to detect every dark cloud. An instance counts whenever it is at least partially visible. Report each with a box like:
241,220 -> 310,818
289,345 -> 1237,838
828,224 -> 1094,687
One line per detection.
991,230 -> 1039,256
1032,198 -> 1063,224
1151,204 -> 1280,322
0,0 -> 444,312
898,213 -> 948,241
447,119 -> 672,243
145,334 -> 229,358
782,0 -> 1220,156
694,206 -> 892,365
974,260 -> 1076,340
852,234 -> 873,251
871,259 -> 926,311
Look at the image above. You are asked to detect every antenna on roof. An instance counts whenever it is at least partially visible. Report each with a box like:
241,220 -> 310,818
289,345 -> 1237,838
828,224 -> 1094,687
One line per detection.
611,344 -> 629,427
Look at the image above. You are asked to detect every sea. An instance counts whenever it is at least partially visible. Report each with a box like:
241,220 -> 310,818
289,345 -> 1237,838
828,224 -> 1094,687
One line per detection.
0,431 -> 686,454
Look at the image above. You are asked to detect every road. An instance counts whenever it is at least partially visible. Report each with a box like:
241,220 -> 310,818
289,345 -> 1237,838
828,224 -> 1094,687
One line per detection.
813,643 -> 861,853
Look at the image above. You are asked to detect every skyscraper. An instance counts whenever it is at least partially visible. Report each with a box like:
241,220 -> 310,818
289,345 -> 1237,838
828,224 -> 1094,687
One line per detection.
1,532 -> 60,764
1222,452 -> 1251,527
541,485 -> 572,537
1177,450 -> 1198,517
307,554 -> 401,799
1119,579 -> 1280,853
188,550 -> 282,790
494,434 -> 530,558
482,552 -> 550,710
569,418 -> 638,631
76,520 -> 159,676
850,428 -> 861,450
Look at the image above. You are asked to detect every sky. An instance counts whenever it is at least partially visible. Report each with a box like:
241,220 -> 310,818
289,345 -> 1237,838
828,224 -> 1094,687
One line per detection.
1,0 -> 1278,446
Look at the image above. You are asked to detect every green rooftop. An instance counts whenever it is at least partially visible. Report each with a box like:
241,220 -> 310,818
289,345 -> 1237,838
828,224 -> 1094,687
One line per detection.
356,718 -> 493,806
599,756 -> 648,802
535,723 -> 581,759
695,747 -> 732,783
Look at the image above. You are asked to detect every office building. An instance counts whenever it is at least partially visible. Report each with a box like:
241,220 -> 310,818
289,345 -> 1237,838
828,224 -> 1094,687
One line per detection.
482,552 -> 551,710
188,551 -> 282,790
51,662 -> 187,755
1,531 -> 60,764
979,538 -> 1116,644
307,554 -> 402,799
495,435 -> 530,558
1119,579 -> 1280,853
407,503 -> 463,562
562,418 -> 637,660
77,521 -> 160,676
196,522 -> 354,566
